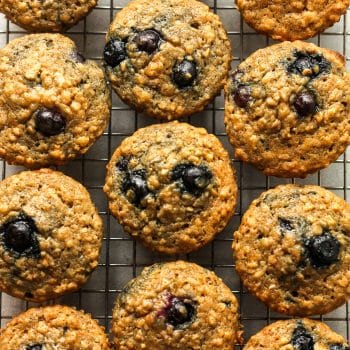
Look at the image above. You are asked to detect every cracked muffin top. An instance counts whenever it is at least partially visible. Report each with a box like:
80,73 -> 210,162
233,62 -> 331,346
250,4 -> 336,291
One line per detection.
0,0 -> 97,32
225,41 -> 350,178
104,121 -> 237,254
0,169 -> 103,302
0,33 -> 110,168
233,184 -> 350,316
103,0 -> 232,120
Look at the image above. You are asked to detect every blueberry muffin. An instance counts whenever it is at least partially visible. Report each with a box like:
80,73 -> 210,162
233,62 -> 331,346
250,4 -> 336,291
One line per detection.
0,169 -> 103,302
0,305 -> 110,349
236,0 -> 350,41
0,0 -> 97,32
225,41 -> 350,178
104,122 -> 237,254
112,261 -> 241,349
244,318 -> 350,349
103,0 -> 232,120
0,33 -> 110,168
233,184 -> 350,316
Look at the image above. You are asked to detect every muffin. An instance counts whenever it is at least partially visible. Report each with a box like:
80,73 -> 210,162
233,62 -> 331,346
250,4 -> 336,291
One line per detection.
0,305 -> 110,349
0,169 -> 103,302
112,261 -> 241,349
225,40 -> 350,178
104,122 -> 237,254
103,0 -> 232,120
233,184 -> 350,316
0,0 -> 97,32
236,0 -> 350,41
244,318 -> 350,349
0,33 -> 110,168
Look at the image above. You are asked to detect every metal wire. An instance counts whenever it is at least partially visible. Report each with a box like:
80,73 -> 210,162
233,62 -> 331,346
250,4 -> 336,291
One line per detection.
0,1 -> 349,347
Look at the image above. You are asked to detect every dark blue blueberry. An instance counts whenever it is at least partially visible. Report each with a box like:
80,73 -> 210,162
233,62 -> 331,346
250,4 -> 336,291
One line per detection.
26,345 -> 43,350
161,295 -> 196,328
234,84 -> 251,108
1,214 -> 40,258
279,218 -> 294,231
294,91 -> 317,118
104,38 -> 126,68
116,157 -> 129,172
287,52 -> 331,79
172,163 -> 212,196
135,29 -> 161,54
292,324 -> 314,350
172,59 -> 197,88
34,107 -> 66,136
122,169 -> 150,206
305,231 -> 340,268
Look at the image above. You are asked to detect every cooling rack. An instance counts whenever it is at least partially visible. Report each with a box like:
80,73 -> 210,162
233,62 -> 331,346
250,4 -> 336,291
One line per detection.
0,1 -> 349,347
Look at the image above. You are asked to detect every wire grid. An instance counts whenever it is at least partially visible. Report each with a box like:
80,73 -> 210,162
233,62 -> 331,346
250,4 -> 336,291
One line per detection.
0,0 -> 349,347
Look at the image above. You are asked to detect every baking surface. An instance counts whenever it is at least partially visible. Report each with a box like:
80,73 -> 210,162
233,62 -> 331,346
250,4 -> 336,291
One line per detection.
0,0 -> 349,347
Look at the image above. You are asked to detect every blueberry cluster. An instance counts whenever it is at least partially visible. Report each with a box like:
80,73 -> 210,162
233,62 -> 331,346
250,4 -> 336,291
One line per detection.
288,51 -> 331,118
288,52 -> 330,79
291,324 -> 314,350
0,213 -> 40,259
103,29 -> 197,88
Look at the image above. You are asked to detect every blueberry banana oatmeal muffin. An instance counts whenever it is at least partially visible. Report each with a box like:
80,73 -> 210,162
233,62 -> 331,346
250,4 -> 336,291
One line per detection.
233,184 -> 350,316
0,0 -> 97,32
225,41 -> 350,178
0,305 -> 110,349
0,169 -> 103,302
244,318 -> 350,350
104,122 -> 237,254
112,261 -> 241,350
236,0 -> 350,41
103,0 -> 232,120
0,33 -> 110,168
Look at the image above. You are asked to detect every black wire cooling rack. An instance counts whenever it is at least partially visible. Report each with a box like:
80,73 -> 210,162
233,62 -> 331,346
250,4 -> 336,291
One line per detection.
0,1 -> 349,348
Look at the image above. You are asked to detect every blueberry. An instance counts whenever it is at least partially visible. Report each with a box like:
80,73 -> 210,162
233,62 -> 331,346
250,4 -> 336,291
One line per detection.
116,157 -> 129,172
171,163 -> 212,196
292,324 -> 314,350
306,231 -> 340,268
34,107 -> 66,136
26,345 -> 43,350
71,51 -> 86,63
104,38 -> 126,68
162,295 -> 196,328
122,170 -> 150,206
279,218 -> 294,231
135,29 -> 161,54
1,214 -> 40,258
294,91 -> 317,118
234,84 -> 251,108
172,59 -> 197,88
288,52 -> 331,79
